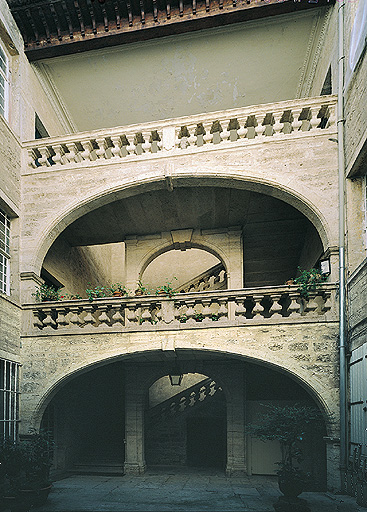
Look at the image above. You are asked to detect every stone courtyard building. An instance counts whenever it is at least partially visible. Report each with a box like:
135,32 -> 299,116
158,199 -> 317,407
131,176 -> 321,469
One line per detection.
0,0 -> 367,505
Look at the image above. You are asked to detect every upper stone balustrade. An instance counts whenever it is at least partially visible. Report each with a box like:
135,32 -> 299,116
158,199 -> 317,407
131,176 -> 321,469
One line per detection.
22,283 -> 337,337
23,96 -> 337,171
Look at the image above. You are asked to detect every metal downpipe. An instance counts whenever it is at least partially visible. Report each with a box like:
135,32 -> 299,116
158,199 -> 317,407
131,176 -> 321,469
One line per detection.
337,0 -> 347,492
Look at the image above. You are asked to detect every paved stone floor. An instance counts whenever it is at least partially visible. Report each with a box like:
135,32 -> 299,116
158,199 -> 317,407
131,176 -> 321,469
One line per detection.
37,468 -> 366,512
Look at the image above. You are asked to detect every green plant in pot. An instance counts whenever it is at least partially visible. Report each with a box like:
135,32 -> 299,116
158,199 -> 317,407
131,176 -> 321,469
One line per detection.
292,267 -> 327,299
155,277 -> 177,297
20,429 -> 54,508
247,403 -> 324,511
0,437 -> 26,509
32,283 -> 61,302
135,280 -> 149,296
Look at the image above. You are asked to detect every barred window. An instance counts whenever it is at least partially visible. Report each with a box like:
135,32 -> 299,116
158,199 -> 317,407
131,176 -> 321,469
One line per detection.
0,43 -> 9,119
0,359 -> 20,440
0,209 -> 10,294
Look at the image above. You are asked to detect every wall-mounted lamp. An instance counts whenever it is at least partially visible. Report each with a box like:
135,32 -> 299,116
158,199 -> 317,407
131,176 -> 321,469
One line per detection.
169,364 -> 183,386
320,258 -> 331,276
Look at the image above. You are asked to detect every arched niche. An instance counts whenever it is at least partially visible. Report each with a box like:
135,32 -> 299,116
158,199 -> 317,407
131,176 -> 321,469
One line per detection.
141,248 -> 226,293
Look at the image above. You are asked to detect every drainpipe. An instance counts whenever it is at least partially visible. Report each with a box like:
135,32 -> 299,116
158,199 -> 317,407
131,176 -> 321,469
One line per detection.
337,0 -> 347,492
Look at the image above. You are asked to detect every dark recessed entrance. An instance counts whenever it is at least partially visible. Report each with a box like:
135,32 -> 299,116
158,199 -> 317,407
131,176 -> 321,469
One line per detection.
186,416 -> 226,468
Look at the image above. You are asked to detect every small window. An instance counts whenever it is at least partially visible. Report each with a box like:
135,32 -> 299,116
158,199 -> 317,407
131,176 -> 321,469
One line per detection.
0,43 -> 9,120
0,209 -> 10,295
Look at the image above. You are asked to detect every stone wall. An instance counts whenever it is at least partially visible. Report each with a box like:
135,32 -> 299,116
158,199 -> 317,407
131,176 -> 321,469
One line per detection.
19,322 -> 340,434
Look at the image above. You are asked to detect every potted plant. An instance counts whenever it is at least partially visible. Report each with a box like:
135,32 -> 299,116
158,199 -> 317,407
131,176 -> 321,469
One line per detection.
292,267 -> 327,299
109,283 -> 127,297
247,403 -> 324,511
85,283 -> 109,301
32,284 -> 61,302
0,438 -> 25,511
20,429 -> 54,508
134,280 -> 149,296
155,277 -> 177,297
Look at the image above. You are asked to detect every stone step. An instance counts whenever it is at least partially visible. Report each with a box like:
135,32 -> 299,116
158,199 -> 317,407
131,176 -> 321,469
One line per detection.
70,460 -> 124,476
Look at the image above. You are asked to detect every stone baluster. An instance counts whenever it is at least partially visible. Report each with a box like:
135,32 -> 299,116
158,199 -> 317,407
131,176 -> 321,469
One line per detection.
83,304 -> 96,327
139,304 -> 152,325
52,144 -> 66,166
269,294 -> 283,319
125,303 -> 138,325
95,138 -> 108,159
288,292 -> 301,317
272,111 -> 284,136
126,135 -> 136,156
217,298 -> 228,322
201,299 -> 212,324
177,126 -> 190,150
56,307 -> 69,328
227,118 -> 240,141
69,306 -> 82,327
185,300 -> 197,325
237,120 -> 248,140
133,132 -> 145,155
291,108 -> 303,132
28,149 -> 39,168
252,295 -> 264,318
150,130 -> 162,153
187,125 -> 197,147
42,307 -> 56,329
111,304 -> 125,327
208,120 -> 221,144
254,113 -> 266,138
202,122 -> 213,145
80,140 -> 94,162
310,107 -> 320,131
178,396 -> 186,412
303,294 -> 318,316
235,298 -> 246,323
97,304 -> 110,327
110,136 -> 122,158
38,146 -> 52,167
65,143 -> 80,164
220,123 -> 230,143
321,291 -> 331,314
141,132 -> 152,153
33,310 -> 44,329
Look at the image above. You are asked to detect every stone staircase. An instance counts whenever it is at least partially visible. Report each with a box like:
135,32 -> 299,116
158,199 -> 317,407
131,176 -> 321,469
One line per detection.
175,263 -> 227,294
148,377 -> 223,423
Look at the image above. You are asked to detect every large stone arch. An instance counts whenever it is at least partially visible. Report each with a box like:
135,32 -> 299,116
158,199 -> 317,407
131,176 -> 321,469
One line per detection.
28,340 -> 337,437
24,174 -> 332,276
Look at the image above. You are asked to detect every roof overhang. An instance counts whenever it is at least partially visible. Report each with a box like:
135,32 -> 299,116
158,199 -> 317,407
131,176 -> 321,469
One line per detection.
6,0 -> 333,61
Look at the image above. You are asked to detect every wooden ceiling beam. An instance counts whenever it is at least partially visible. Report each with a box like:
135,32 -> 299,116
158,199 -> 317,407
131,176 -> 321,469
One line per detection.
11,0 -> 333,61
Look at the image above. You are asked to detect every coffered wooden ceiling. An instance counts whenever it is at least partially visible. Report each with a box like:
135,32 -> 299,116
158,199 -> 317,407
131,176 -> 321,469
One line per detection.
7,0 -> 332,60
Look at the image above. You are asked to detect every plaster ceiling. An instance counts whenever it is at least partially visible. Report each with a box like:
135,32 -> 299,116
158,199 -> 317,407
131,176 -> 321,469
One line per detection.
35,9 -> 326,132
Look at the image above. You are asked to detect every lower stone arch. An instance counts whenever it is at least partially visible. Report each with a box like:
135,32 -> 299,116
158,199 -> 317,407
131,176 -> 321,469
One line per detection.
30,345 -> 336,486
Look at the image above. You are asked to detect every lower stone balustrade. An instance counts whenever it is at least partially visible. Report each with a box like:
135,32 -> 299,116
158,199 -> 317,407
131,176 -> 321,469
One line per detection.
23,284 -> 337,335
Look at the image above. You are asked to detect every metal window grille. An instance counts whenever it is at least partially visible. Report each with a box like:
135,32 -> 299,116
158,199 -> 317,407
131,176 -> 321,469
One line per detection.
0,359 -> 20,440
0,209 -> 10,294
0,43 -> 9,119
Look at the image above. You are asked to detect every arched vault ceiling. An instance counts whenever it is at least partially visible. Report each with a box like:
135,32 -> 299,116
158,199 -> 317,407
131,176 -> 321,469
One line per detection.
58,187 -> 323,286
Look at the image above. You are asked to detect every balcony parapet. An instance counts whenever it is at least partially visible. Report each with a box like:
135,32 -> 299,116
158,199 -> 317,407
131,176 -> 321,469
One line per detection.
23,96 -> 337,172
22,283 -> 338,337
